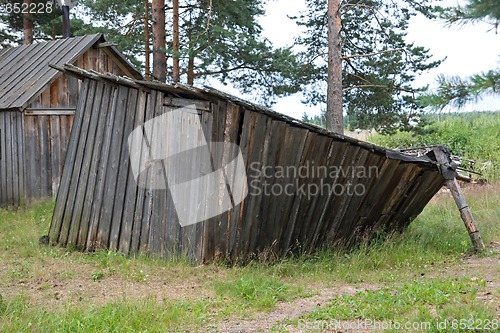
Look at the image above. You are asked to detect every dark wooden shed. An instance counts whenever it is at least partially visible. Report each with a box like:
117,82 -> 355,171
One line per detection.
0,34 -> 142,206
48,65 -> 446,263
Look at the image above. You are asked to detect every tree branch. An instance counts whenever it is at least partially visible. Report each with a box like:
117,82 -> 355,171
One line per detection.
343,84 -> 414,93
343,48 -> 407,60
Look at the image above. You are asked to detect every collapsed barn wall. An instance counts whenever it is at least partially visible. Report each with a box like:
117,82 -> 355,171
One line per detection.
48,68 -> 445,263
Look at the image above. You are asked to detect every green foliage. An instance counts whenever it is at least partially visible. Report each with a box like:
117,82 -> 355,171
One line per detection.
442,0 -> 500,27
301,112 -> 325,127
370,111 -> 500,180
292,0 -> 443,133
421,70 -> 500,110
0,0 -> 62,45
422,0 -> 500,110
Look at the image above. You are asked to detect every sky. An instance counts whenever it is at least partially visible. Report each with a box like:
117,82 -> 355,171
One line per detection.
234,0 -> 500,119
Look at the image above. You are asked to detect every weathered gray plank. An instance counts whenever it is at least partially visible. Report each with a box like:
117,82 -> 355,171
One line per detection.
77,83 -> 113,248
58,80 -> 97,246
112,87 -> 139,253
4,112 -> 14,205
98,84 -> 130,249
0,113 -> 6,204
86,85 -> 119,250
38,115 -> 51,197
49,79 -> 90,243
67,81 -> 105,247
120,89 -> 147,255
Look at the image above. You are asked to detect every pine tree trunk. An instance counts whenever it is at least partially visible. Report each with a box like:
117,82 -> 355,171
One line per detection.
23,0 -> 33,45
187,54 -> 195,85
172,0 -> 180,83
144,0 -> 151,80
152,0 -> 166,82
326,0 -> 343,134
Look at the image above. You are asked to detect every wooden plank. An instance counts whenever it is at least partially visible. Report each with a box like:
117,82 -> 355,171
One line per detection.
203,101 -> 229,261
214,103 -> 239,258
57,80 -> 97,246
4,112 -> 14,205
98,84 -> 130,249
284,131 -> 319,251
297,134 -> 335,251
25,109 -> 76,116
129,91 -> 152,253
308,141 -> 351,246
237,112 -> 269,261
67,75 -> 79,107
38,115 -> 51,198
333,152 -> 384,246
17,112 -> 25,204
272,126 -> 309,257
0,113 -> 5,205
120,89 -> 147,255
248,119 -> 284,255
9,112 -> 20,206
341,157 -> 400,244
148,94 -> 170,256
319,144 -> 361,246
164,97 -> 212,112
78,83 -> 114,248
306,137 -> 337,247
86,85 -> 119,250
112,87 -> 140,253
49,80 -> 90,243
327,148 -> 371,246
59,115 -> 72,169
49,116 -> 61,196
67,81 -> 106,247
139,90 -> 159,253
50,78 -> 59,107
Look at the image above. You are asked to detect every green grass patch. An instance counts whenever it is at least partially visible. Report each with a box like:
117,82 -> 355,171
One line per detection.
285,278 -> 495,333
214,271 -> 305,311
1,295 -> 212,333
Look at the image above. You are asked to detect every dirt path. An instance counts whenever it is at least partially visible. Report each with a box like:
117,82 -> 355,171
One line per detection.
213,251 -> 500,332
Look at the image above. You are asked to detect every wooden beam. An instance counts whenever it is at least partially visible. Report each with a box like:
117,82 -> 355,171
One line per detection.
25,108 -> 76,115
433,145 -> 485,252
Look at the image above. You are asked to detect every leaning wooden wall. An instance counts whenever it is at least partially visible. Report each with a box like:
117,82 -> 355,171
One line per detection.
49,75 -> 445,263
0,111 -> 24,207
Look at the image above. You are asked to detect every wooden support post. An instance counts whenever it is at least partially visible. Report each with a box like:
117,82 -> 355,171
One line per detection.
433,146 -> 485,252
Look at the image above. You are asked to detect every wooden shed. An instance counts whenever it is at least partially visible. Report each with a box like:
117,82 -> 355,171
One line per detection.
49,65 -> 447,263
0,34 -> 142,206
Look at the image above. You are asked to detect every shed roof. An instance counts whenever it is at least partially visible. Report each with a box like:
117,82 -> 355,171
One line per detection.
57,63 -> 439,168
0,34 -> 142,110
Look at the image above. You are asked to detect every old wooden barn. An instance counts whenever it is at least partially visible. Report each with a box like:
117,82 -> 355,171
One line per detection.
0,34 -> 141,206
48,65 -> 447,263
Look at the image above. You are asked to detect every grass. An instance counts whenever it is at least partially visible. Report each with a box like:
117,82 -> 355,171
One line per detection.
283,278 -> 495,333
1,184 -> 499,332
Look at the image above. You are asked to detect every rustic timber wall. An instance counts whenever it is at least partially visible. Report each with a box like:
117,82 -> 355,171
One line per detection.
0,34 -> 141,206
49,68 -> 446,263
0,111 -> 24,206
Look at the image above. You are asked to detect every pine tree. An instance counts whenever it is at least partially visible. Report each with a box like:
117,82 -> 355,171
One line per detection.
292,0 -> 442,134
421,0 -> 500,110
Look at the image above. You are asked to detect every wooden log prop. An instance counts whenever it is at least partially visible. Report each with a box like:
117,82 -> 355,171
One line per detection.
433,145 -> 485,253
